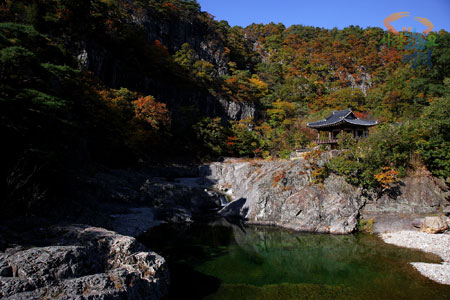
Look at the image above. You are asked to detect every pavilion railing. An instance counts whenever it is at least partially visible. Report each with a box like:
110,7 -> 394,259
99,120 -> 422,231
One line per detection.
313,139 -> 338,144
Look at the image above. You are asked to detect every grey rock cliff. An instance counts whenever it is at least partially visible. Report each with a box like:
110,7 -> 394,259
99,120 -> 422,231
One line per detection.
362,175 -> 449,215
202,157 -> 365,234
201,157 -> 449,234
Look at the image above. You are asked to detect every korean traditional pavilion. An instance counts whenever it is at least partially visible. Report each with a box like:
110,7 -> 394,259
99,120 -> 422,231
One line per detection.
307,109 -> 377,144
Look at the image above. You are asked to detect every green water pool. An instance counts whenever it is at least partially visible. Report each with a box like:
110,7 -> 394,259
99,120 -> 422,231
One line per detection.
139,223 -> 450,300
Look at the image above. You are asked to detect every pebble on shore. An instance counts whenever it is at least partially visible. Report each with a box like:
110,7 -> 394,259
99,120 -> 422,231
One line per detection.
380,231 -> 450,285
411,263 -> 450,285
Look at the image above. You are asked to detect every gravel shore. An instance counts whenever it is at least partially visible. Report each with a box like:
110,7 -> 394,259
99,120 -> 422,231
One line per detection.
380,231 -> 450,285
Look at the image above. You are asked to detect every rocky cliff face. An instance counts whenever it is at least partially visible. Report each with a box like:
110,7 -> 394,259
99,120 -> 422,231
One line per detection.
362,175 -> 449,215
76,3 -> 255,122
71,155 -> 449,236
201,158 -> 365,234
132,10 -> 229,77
201,158 -> 449,234
360,174 -> 450,233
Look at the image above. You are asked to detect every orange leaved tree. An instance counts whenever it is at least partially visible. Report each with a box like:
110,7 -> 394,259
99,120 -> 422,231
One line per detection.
133,96 -> 170,131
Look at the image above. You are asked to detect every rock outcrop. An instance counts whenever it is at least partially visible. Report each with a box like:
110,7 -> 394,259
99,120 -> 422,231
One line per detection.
79,168 -> 225,223
360,174 -> 449,233
0,225 -> 169,300
362,176 -> 449,215
110,207 -> 163,238
202,158 -> 365,234
74,155 -> 449,236
217,97 -> 255,120
201,157 -> 449,234
69,167 -> 226,236
139,177 -> 226,215
421,216 -> 449,234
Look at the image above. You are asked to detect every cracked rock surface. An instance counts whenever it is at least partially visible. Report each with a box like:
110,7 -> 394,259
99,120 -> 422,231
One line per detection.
0,225 -> 169,300
203,156 -> 364,234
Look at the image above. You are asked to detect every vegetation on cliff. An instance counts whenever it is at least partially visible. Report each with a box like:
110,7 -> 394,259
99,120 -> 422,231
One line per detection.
0,0 -> 449,214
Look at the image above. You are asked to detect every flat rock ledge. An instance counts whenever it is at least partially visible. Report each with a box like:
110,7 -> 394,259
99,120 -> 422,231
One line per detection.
380,231 -> 450,285
0,225 -> 169,299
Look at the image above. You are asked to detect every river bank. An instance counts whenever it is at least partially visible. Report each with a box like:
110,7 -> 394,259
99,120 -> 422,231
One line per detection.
1,158 -> 449,298
381,230 -> 450,285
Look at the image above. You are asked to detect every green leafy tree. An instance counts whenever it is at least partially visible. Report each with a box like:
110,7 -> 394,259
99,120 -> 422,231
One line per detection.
417,92 -> 450,180
227,118 -> 260,157
193,117 -> 227,157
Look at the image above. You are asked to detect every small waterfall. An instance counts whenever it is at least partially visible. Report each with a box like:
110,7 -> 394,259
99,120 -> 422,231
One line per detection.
219,194 -> 229,207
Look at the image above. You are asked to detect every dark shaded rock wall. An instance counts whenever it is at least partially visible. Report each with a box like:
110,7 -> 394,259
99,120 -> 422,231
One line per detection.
77,4 -> 255,121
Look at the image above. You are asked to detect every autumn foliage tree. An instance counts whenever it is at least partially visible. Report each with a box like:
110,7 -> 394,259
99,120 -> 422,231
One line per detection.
374,167 -> 399,189
222,70 -> 268,102
134,95 -> 170,131
1,0 -> 449,198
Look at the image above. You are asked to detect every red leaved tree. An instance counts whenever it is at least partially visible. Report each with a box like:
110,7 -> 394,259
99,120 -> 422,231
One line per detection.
133,96 -> 170,131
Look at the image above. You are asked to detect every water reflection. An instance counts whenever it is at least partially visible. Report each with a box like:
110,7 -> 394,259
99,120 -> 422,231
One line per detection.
139,222 -> 450,300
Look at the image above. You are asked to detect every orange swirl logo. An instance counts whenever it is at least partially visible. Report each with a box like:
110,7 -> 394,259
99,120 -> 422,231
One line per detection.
383,12 -> 434,35
381,12 -> 437,68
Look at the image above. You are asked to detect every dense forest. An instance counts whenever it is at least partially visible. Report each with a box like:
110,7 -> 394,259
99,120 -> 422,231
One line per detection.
1,0 -> 449,215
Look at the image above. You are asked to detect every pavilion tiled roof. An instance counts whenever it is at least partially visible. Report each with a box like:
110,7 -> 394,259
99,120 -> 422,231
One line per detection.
307,109 -> 377,129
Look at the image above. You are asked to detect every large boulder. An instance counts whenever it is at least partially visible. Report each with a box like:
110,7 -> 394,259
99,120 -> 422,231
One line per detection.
412,218 -> 424,229
0,225 -> 169,300
249,174 -> 363,234
421,216 -> 449,234
204,156 -> 364,234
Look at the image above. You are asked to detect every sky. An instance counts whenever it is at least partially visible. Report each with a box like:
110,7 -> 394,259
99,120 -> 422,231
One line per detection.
197,0 -> 450,32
